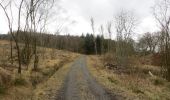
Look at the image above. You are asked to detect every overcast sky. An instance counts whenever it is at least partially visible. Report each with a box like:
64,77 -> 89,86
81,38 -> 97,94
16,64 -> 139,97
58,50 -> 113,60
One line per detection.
0,0 -> 159,38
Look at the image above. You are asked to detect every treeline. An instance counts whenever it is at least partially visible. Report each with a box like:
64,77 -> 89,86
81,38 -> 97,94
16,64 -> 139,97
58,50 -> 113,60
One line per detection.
0,32 -> 116,55
0,31 -> 160,57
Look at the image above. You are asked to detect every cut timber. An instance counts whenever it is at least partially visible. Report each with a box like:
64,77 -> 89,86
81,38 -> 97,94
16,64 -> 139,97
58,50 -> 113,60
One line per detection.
149,71 -> 154,77
104,63 -> 117,70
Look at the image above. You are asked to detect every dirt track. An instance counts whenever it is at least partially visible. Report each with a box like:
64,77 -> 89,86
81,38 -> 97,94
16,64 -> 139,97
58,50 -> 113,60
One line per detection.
56,56 -> 116,100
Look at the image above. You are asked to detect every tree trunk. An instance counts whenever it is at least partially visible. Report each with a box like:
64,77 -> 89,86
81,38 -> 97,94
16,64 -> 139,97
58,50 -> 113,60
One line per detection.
94,39 -> 97,55
16,41 -> 22,74
10,37 -> 13,64
33,39 -> 38,71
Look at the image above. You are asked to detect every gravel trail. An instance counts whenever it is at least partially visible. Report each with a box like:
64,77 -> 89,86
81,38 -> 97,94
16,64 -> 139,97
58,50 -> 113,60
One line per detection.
56,56 -> 116,100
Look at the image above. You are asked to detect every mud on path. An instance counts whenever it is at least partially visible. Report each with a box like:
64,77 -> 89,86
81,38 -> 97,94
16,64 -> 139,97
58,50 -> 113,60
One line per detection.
56,56 -> 116,100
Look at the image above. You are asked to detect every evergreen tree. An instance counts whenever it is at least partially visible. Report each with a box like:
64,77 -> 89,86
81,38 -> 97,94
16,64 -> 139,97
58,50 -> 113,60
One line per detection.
96,35 -> 102,54
84,33 -> 95,54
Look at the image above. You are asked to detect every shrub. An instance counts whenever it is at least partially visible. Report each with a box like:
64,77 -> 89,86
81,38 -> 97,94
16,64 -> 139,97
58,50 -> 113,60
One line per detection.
103,53 -> 117,65
151,53 -> 161,66
108,76 -> 118,84
0,85 -> 6,94
130,85 -> 144,94
30,77 -> 38,88
30,73 -> 43,88
167,83 -> 170,90
0,67 -> 12,86
14,77 -> 27,86
153,78 -> 165,86
132,88 -> 144,94
42,69 -> 55,77
0,67 -> 11,94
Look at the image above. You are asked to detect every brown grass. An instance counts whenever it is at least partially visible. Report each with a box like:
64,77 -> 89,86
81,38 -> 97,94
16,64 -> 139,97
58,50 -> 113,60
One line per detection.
33,61 -> 73,100
0,67 -> 12,86
0,40 -> 79,100
87,55 -> 170,100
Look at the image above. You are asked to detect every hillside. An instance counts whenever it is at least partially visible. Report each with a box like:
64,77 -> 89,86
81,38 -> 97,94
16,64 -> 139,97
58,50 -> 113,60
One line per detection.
0,40 -> 79,100
87,55 -> 170,100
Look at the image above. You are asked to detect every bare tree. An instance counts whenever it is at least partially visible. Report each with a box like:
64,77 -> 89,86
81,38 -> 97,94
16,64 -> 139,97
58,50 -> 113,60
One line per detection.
115,10 -> 137,42
90,17 -> 97,55
153,0 -> 170,80
114,10 -> 137,66
144,32 -> 159,53
0,0 -> 55,72
0,0 -> 24,74
107,21 -> 112,52
20,0 -> 55,71
137,36 -> 149,54
99,25 -> 104,54
137,32 -> 159,54
0,0 -> 14,64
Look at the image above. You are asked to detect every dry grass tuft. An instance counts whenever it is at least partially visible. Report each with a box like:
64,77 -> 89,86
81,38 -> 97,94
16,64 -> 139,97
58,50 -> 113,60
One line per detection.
0,67 -> 12,87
